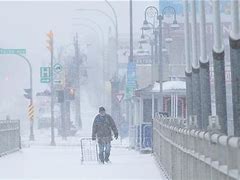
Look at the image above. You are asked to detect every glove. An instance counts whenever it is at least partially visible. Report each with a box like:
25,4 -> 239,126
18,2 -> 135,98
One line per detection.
92,137 -> 96,141
114,133 -> 118,140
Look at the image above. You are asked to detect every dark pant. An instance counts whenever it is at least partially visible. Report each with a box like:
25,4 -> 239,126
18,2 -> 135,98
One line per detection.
98,142 -> 111,162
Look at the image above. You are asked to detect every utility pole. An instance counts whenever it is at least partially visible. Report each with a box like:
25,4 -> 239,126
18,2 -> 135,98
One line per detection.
47,30 -> 56,145
74,33 -> 82,129
190,0 -> 202,129
199,0 -> 211,130
127,0 -> 133,137
184,0 -> 193,120
229,0 -> 240,136
212,0 -> 227,134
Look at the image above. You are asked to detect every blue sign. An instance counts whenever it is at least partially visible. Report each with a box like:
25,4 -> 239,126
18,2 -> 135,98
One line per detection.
126,62 -> 137,98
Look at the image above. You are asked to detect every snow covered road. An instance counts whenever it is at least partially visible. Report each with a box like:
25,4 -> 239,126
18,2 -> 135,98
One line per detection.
0,145 -> 166,180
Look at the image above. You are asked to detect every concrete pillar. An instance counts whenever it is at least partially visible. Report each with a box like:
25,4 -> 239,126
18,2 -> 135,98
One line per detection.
230,0 -> 240,136
212,0 -> 228,134
191,0 -> 202,129
199,0 -> 211,130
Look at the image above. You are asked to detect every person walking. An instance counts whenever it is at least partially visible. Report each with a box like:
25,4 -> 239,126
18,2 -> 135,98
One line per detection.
92,107 -> 118,164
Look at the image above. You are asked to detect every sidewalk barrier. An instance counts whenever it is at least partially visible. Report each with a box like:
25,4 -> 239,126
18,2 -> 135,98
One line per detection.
0,120 -> 21,156
153,115 -> 240,180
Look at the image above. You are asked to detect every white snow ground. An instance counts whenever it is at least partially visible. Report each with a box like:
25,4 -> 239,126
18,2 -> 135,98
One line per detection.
0,145 -> 166,180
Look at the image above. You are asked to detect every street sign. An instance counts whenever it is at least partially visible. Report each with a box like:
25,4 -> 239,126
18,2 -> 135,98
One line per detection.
134,55 -> 151,64
54,80 -> 62,84
126,62 -> 137,98
0,48 -> 26,55
40,67 -> 51,83
115,93 -> 124,103
53,63 -> 63,73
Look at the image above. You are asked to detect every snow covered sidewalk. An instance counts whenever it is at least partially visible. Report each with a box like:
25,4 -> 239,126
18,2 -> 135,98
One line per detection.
0,145 -> 166,180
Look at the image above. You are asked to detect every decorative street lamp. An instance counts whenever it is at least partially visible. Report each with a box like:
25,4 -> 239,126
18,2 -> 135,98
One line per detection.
142,5 -> 178,112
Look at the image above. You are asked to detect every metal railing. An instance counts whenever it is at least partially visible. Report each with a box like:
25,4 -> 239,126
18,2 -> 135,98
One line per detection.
153,115 -> 240,180
0,120 -> 21,156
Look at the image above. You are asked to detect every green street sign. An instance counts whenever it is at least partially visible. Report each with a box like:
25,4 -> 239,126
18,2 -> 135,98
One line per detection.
40,67 -> 51,83
0,48 -> 26,55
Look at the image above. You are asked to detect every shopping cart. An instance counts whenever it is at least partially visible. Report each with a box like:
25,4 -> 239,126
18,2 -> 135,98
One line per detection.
80,138 -> 99,164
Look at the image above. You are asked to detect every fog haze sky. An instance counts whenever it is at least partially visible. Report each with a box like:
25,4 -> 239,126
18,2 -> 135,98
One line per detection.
0,1 -> 158,123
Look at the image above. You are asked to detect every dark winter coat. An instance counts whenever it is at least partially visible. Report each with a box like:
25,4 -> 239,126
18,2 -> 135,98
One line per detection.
92,114 -> 118,144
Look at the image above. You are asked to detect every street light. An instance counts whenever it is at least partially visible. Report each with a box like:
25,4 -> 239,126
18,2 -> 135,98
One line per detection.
142,5 -> 178,112
73,23 -> 106,106
75,8 -> 118,77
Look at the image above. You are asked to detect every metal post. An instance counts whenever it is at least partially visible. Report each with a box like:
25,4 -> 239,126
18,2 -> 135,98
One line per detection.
150,41 -> 154,84
129,0 -> 133,63
184,0 -> 193,120
127,0 -> 133,139
154,31 -> 158,83
212,0 -> 227,134
60,98 -> 66,140
190,0 -> 202,129
50,35 -> 56,146
16,54 -> 34,140
199,0 -> 211,130
158,15 -> 163,113
74,33 -> 82,129
230,0 -> 240,136
105,0 -> 119,76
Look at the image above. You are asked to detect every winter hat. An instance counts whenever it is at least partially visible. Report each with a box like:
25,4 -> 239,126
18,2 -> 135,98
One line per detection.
99,107 -> 105,112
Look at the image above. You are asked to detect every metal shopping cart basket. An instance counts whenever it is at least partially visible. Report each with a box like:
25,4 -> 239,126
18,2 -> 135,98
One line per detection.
80,138 -> 99,164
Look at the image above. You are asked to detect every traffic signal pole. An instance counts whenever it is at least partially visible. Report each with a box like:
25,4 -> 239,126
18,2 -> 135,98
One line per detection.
19,54 -> 34,140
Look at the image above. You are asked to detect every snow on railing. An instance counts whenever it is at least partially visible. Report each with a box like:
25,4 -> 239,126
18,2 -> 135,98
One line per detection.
153,114 -> 240,180
0,120 -> 21,156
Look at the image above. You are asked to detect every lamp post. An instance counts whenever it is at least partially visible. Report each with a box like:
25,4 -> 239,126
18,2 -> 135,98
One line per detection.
76,8 -> 118,77
142,5 -> 178,113
73,18 -> 106,106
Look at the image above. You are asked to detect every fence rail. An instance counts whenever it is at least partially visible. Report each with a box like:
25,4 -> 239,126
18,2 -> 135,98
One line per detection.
0,120 -> 21,156
153,115 -> 240,180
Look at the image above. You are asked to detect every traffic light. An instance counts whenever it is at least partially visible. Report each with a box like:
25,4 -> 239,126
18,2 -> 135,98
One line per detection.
66,88 -> 75,100
46,30 -> 53,52
24,88 -> 32,99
